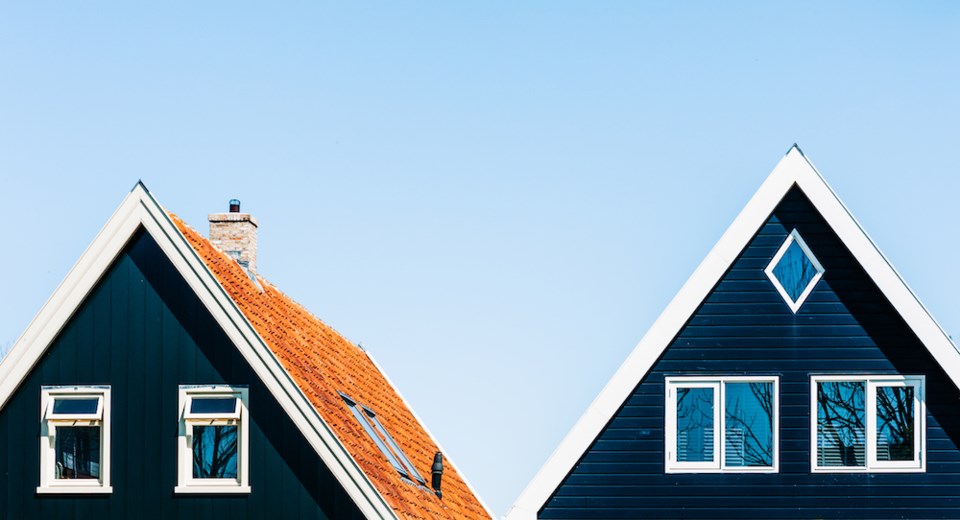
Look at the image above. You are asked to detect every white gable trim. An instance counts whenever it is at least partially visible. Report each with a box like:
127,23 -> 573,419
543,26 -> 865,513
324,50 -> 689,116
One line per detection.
505,146 -> 960,520
0,183 -> 398,519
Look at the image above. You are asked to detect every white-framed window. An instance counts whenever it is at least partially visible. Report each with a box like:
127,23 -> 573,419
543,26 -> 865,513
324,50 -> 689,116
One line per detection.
811,375 -> 925,473
176,385 -> 250,493
764,229 -> 825,313
38,386 -> 112,493
665,376 -> 779,473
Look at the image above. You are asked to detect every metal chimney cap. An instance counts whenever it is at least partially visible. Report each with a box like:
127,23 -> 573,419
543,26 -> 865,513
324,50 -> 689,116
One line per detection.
229,199 -> 241,213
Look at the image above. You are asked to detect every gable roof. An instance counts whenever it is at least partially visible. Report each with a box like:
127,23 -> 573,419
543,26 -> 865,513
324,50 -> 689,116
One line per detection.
0,183 -> 492,520
505,146 -> 960,520
172,216 -> 492,519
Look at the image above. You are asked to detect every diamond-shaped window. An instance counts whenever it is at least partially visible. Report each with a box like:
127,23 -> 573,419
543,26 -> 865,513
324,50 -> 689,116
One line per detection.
764,229 -> 824,313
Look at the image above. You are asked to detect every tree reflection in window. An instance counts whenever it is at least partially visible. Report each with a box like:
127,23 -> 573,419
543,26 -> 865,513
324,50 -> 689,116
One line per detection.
725,382 -> 774,467
192,425 -> 239,479
877,386 -> 914,461
676,387 -> 714,462
817,381 -> 865,467
55,426 -> 101,479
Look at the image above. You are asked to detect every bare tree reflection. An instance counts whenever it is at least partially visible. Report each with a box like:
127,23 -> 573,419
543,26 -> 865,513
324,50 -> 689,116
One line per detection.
817,381 -> 865,466
876,386 -> 914,461
725,382 -> 774,466
676,387 -> 714,461
193,425 -> 239,479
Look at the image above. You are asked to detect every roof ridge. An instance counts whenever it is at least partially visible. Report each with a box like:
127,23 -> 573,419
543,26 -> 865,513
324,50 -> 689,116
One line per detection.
253,276 -> 367,354
167,213 -> 367,356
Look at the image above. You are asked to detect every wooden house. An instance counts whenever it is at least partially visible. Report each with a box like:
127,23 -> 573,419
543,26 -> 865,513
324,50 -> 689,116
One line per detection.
507,147 -> 960,519
0,184 -> 492,519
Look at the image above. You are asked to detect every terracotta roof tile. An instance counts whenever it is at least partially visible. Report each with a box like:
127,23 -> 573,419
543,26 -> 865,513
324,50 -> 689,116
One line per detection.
170,214 -> 490,519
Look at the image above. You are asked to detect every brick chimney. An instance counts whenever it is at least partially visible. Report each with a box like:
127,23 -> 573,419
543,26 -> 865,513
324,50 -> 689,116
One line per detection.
209,199 -> 258,273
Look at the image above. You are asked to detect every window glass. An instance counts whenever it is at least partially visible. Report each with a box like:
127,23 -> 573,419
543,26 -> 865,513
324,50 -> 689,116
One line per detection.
817,381 -> 866,467
364,408 -> 427,485
52,398 -> 100,416
771,240 -> 819,302
345,400 -> 409,478
725,382 -> 774,467
190,397 -> 238,415
192,425 -> 239,480
676,387 -> 714,463
55,426 -> 101,480
876,385 -> 915,462
177,386 -> 249,492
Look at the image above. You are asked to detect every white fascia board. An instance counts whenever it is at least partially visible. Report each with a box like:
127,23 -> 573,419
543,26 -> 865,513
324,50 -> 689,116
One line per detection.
365,350 -> 497,519
0,183 -> 397,520
504,146 -> 960,520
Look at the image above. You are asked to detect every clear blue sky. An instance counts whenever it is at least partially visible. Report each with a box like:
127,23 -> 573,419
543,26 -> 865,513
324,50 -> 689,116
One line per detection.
2,2 -> 959,515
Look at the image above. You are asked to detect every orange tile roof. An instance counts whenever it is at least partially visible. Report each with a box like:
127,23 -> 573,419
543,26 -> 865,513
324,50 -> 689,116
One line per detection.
170,214 -> 491,520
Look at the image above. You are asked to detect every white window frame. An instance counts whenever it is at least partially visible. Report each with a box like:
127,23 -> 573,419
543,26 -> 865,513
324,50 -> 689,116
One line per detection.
810,375 -> 925,473
764,228 -> 825,313
665,376 -> 779,473
38,386 -> 112,494
176,385 -> 250,493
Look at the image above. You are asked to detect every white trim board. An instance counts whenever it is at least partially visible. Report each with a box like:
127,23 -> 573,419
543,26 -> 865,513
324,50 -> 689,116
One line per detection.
504,146 -> 960,520
0,183 -> 398,519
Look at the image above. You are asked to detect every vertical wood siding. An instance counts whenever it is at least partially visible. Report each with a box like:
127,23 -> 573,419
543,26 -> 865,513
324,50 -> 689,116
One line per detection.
541,188 -> 960,519
0,229 -> 365,519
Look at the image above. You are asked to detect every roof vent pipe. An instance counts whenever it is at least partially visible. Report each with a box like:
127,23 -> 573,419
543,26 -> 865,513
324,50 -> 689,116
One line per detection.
431,452 -> 443,499
229,199 -> 241,213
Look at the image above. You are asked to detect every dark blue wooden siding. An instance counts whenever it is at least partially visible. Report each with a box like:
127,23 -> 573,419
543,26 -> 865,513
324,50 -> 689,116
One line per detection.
541,187 -> 960,519
0,229 -> 365,520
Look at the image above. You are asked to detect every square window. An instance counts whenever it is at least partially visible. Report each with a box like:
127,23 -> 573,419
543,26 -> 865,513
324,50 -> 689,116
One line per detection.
665,377 -> 778,473
811,375 -> 924,472
38,386 -> 112,493
176,386 -> 250,493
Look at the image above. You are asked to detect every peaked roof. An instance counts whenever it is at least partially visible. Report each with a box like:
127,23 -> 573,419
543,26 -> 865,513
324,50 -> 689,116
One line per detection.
505,146 -> 960,520
0,183 -> 492,520
171,216 -> 491,519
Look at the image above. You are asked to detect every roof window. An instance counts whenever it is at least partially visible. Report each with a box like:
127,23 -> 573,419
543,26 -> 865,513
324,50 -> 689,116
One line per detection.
340,392 -> 426,484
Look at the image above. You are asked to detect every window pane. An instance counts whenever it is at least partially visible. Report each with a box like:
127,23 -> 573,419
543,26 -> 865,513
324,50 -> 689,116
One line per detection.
55,426 -> 100,479
676,387 -> 714,462
771,239 -> 820,302
817,381 -> 865,467
725,382 -> 774,467
876,386 -> 915,462
192,425 -> 239,479
190,397 -> 238,415
53,398 -> 99,415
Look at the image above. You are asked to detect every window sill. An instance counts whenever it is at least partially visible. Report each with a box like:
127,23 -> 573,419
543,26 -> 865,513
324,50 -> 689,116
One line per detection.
37,485 -> 113,494
811,466 -> 925,473
174,485 -> 251,494
665,467 -> 778,474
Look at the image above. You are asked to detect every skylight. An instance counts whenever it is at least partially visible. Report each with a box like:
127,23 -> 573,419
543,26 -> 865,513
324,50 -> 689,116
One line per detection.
340,392 -> 424,483
363,406 -> 427,485
764,229 -> 824,313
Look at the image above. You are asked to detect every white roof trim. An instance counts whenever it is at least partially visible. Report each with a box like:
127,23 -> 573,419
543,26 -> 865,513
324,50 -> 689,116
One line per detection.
505,146 -> 960,520
0,183 -> 398,520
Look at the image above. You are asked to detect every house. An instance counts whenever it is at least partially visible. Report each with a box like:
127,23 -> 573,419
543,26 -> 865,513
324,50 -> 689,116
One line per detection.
0,184 -> 493,519
506,146 -> 960,520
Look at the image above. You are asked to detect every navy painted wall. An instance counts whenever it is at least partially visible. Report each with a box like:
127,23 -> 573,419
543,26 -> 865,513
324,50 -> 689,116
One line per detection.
541,187 -> 960,519
0,229 -> 365,519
